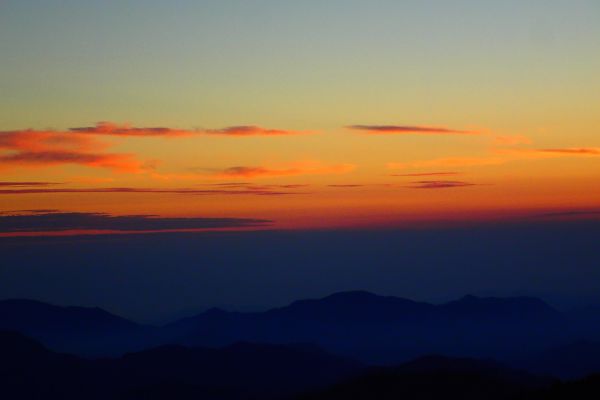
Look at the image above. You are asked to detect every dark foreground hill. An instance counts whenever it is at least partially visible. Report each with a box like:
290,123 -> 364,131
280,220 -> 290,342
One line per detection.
297,358 -> 600,400
0,331 -> 363,400
297,355 -> 554,400
517,341 -> 600,380
5,331 -> 600,400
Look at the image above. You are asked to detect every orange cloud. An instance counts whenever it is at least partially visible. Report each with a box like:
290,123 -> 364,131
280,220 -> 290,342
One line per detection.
348,125 -> 476,135
0,128 -> 143,172
0,130 -> 100,152
0,151 -> 142,172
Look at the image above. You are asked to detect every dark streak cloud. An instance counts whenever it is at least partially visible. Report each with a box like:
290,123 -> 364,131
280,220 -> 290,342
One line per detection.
0,187 -> 303,196
539,148 -> 600,155
0,211 -> 270,233
69,122 -> 309,137
348,125 -> 475,135
204,125 -> 311,136
408,180 -> 478,189
197,182 -> 253,187
0,181 -> 62,187
327,184 -> 364,188
391,172 -> 461,177
196,183 -> 309,189
532,210 -> 600,219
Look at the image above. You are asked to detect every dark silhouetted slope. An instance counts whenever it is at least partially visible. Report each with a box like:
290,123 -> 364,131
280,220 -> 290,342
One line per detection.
520,341 -> 600,380
298,355 -> 554,400
0,331 -> 363,400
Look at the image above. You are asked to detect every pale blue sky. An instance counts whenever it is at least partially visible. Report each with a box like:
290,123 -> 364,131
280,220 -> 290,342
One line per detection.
1,0 -> 598,130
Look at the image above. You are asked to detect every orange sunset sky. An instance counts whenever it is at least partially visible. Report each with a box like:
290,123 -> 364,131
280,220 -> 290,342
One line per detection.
1,1 -> 599,235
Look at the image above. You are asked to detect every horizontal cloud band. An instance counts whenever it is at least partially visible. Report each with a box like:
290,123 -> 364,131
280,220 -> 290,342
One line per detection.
348,125 -> 475,135
0,211 -> 271,233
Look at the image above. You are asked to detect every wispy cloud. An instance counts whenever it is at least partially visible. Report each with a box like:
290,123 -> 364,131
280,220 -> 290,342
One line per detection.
538,148 -> 600,155
69,122 -> 311,137
204,125 -> 312,136
0,210 -> 270,235
532,210 -> 600,219
388,157 -> 506,169
0,181 -> 62,187
207,162 -> 355,179
388,146 -> 600,171
348,125 -> 476,135
408,180 -> 478,189
70,122 -> 193,137
391,172 -> 461,177
0,186 -> 304,196
327,184 -> 364,188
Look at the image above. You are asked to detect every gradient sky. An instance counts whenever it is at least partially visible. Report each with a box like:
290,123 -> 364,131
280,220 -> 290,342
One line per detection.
1,0 -> 600,235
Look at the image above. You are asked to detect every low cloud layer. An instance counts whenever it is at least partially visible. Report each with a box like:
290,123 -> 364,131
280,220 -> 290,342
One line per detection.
0,210 -> 271,234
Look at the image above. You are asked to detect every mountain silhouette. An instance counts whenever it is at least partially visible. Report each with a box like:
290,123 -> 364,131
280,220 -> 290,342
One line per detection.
267,291 -> 436,323
163,291 -> 569,363
0,292 -> 589,365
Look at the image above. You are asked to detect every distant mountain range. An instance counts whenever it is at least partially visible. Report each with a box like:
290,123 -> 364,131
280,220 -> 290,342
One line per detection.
161,291 -> 573,363
2,291 -> 600,370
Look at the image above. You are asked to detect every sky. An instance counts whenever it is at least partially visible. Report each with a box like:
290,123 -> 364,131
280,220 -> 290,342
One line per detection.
0,1 -> 599,317
1,0 -> 599,234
